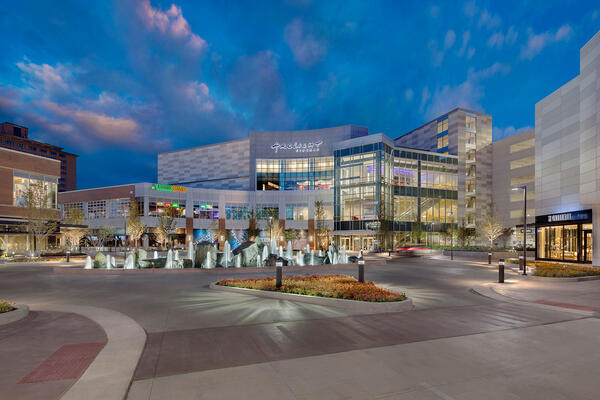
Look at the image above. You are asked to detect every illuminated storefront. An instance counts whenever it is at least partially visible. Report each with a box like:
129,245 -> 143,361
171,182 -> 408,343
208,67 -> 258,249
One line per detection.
536,210 -> 593,263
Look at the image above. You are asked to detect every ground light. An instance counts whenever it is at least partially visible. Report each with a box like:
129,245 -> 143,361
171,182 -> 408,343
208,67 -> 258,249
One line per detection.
512,185 -> 527,275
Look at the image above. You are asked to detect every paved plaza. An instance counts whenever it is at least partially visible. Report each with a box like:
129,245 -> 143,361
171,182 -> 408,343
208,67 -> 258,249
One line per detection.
1,256 -> 600,399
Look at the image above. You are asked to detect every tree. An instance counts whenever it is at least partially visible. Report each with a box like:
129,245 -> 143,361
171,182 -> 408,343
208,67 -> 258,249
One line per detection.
23,185 -> 59,256
411,221 -> 425,244
87,226 -> 115,248
243,209 -> 261,241
127,202 -> 145,248
498,227 -> 514,248
157,206 -> 176,248
314,201 -> 331,249
456,220 -> 476,247
476,207 -> 505,250
62,207 -> 88,251
267,215 -> 283,242
284,229 -> 300,242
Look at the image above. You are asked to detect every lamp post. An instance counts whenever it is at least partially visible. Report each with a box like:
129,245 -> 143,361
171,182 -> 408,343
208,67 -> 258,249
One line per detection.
512,185 -> 527,275
448,211 -> 454,260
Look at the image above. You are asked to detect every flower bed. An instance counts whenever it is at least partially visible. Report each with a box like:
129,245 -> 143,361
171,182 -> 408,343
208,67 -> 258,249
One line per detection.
217,274 -> 406,302
0,299 -> 16,313
533,262 -> 600,278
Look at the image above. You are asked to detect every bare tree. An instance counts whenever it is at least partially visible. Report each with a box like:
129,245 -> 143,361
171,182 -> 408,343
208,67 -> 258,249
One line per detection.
23,185 -> 58,256
62,207 -> 88,251
127,202 -> 145,248
157,206 -> 176,248
477,206 -> 505,250
87,226 -> 115,248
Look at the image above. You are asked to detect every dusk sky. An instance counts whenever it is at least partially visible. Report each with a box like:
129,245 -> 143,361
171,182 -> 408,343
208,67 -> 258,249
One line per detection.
1,0 -> 599,189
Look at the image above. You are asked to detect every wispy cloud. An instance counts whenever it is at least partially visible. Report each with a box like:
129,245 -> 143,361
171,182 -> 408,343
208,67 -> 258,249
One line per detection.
488,26 -> 518,48
284,18 -> 327,68
520,24 -> 573,59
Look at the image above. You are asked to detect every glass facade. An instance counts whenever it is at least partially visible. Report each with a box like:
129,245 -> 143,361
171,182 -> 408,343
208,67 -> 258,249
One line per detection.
536,211 -> 593,263
13,171 -> 58,209
334,142 -> 458,238
256,157 -> 334,191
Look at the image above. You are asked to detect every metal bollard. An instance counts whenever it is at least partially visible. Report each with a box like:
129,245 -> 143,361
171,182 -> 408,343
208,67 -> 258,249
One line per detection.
275,261 -> 282,289
488,252 -> 492,265
66,250 -> 70,263
498,259 -> 505,283
358,259 -> 365,283
519,255 -> 524,271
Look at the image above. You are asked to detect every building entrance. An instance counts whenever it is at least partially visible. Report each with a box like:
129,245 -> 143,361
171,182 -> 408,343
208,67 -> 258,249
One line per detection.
583,229 -> 593,263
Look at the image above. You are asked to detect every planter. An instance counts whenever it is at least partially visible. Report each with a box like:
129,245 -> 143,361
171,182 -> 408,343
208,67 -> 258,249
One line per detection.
0,304 -> 29,326
209,282 -> 414,313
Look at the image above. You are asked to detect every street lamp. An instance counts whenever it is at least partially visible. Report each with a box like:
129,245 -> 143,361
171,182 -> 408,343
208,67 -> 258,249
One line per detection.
512,185 -> 527,275
448,211 -> 454,260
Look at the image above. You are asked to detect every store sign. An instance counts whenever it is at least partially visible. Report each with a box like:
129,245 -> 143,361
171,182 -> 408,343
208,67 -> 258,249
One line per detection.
536,209 -> 592,224
271,141 -> 323,154
151,184 -> 187,193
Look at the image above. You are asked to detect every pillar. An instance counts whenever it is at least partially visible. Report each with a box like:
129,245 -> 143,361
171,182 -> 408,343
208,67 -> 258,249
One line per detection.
218,218 -> 226,250
593,205 -> 600,267
279,219 -> 285,247
308,219 -> 315,250
186,217 -> 193,245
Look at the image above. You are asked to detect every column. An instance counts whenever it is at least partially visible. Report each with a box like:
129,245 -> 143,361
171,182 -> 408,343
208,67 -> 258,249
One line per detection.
593,205 -> 600,267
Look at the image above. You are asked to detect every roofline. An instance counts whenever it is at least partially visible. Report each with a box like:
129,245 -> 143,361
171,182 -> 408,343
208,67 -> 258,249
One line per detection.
250,124 -> 368,135
59,183 -> 137,194
158,137 -> 249,156
0,134 -> 79,157
1,122 -> 28,129
0,146 -> 61,163
394,107 -> 487,141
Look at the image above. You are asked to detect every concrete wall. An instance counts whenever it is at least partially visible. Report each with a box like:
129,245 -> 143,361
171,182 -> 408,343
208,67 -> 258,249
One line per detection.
158,138 -> 250,190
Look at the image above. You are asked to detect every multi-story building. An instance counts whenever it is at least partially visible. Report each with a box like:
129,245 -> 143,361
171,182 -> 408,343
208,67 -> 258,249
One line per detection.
0,146 -> 60,252
394,109 -> 493,234
533,29 -> 600,265
0,122 -> 78,191
491,129 -> 535,246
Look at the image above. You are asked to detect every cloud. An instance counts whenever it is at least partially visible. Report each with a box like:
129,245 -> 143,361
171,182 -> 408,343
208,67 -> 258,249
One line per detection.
318,73 -> 337,99
488,26 -> 518,48
457,31 -> 470,57
419,87 -> 431,113
227,50 -> 295,129
430,5 -> 440,18
444,30 -> 456,50
138,0 -> 207,53
520,24 -> 573,60
284,18 -> 327,68
492,125 -> 533,141
463,1 -> 478,17
478,10 -> 501,29
405,89 -> 414,102
423,63 -> 509,119
181,81 -> 214,112
16,60 -> 78,99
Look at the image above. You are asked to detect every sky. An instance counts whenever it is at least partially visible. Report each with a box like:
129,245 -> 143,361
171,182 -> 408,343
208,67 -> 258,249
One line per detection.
1,0 -> 599,189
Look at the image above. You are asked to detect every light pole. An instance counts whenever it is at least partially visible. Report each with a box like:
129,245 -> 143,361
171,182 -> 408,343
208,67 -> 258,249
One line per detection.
512,185 -> 527,275
448,211 -> 454,260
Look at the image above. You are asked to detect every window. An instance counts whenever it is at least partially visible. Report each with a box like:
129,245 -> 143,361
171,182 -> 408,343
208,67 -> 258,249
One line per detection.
315,202 -> 333,220
437,134 -> 448,149
87,201 -> 106,219
28,146 -> 37,151
13,127 -> 22,137
193,202 -> 219,219
256,204 -> 278,220
510,209 -> 535,219
149,198 -> 184,217
510,175 -> 534,186
510,192 -> 534,202
63,202 -> 83,219
465,129 -> 476,145
109,198 -> 130,217
40,149 -> 47,153
437,117 -> 448,133
226,203 -> 250,220
13,172 -> 58,209
510,156 -> 534,170
510,138 -> 534,153
285,204 -> 308,220
256,157 -> 333,191
465,115 -> 477,131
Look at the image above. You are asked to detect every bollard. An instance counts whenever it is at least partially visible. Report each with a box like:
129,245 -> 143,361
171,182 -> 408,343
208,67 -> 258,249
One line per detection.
275,261 -> 282,289
66,250 -> 70,263
358,259 -> 365,283
498,259 -> 505,283
488,252 -> 492,265
519,255 -> 524,271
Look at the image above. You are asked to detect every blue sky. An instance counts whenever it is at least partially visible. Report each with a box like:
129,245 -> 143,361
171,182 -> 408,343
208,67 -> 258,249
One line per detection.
1,0 -> 599,189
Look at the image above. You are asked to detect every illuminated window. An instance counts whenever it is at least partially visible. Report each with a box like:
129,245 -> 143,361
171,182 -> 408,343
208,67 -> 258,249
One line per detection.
437,118 -> 448,133
285,204 -> 308,220
510,156 -> 534,169
437,134 -> 448,149
510,138 -> 534,153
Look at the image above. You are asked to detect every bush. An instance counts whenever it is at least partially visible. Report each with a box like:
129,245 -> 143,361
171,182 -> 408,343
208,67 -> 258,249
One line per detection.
533,262 -> 600,278
0,299 -> 16,313
218,274 -> 406,302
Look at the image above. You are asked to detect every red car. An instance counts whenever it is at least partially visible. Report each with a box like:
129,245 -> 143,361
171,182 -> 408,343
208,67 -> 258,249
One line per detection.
395,245 -> 430,256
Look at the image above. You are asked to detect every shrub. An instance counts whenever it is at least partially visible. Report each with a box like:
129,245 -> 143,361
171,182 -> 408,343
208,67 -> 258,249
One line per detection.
0,299 -> 16,313
218,274 -> 406,302
533,262 -> 600,278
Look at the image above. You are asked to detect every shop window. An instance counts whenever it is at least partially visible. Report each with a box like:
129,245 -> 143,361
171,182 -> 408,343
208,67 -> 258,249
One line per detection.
285,204 -> 308,220
194,202 -> 219,219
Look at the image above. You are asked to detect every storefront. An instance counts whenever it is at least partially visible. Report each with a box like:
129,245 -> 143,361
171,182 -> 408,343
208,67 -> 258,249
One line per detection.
536,210 -> 593,263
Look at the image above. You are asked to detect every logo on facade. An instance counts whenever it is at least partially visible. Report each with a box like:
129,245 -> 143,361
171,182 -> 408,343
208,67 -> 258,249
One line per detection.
548,213 -> 571,223
271,141 -> 323,154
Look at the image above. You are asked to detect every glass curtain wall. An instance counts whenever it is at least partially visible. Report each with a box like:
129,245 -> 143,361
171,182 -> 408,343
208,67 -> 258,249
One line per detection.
256,157 -> 334,191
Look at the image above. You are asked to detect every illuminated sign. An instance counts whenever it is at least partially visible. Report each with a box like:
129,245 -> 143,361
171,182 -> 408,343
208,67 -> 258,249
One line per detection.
151,184 -> 187,192
271,141 -> 323,154
536,209 -> 592,224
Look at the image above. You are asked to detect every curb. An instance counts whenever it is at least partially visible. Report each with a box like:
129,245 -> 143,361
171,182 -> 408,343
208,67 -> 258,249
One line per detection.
0,304 -> 29,326
470,285 -> 595,317
525,274 -> 600,282
209,282 -> 414,313
53,261 -> 386,275
31,304 -> 146,400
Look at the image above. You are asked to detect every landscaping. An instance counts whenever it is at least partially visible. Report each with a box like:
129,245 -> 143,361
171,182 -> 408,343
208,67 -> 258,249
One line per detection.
533,262 -> 600,278
0,299 -> 16,313
217,274 -> 406,302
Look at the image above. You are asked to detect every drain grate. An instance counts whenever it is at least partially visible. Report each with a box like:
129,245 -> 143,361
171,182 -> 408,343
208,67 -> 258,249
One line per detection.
19,342 -> 105,383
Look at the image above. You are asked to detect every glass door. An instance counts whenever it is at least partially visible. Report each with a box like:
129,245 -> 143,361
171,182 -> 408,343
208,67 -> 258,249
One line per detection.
583,230 -> 593,263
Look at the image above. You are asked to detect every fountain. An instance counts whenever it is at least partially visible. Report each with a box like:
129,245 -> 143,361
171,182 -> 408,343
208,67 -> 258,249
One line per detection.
174,251 -> 180,261
270,238 -> 278,254
262,245 -> 269,266
204,252 -> 214,269
278,245 -> 283,258
235,254 -> 242,268
165,249 -> 174,269
187,244 -> 194,263
340,245 -> 347,264
306,244 -> 310,254
332,252 -> 338,265
296,251 -> 304,266
310,250 -> 315,266
256,254 -> 262,268
153,250 -> 158,259
318,249 -> 323,257
124,253 -> 135,269
106,254 -> 112,269
223,241 -> 232,267
286,241 -> 293,259
84,255 -> 93,269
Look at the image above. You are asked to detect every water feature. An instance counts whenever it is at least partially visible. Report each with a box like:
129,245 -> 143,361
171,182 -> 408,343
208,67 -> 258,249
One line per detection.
270,238 -> 278,254
106,254 -> 112,269
187,245 -> 194,263
310,250 -> 315,266
318,249 -> 323,257
224,241 -> 232,267
262,245 -> 269,266
204,252 -> 214,269
174,251 -> 180,261
153,251 -> 158,259
279,245 -> 283,258
286,241 -> 293,259
84,255 -> 93,269
124,254 -> 135,269
165,249 -> 174,269
305,244 -> 310,253
340,245 -> 347,264
256,254 -> 262,268
235,254 -> 242,268
332,252 -> 338,265
296,251 -> 304,266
